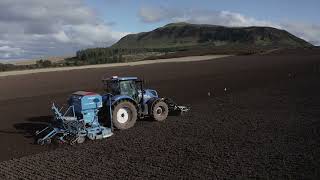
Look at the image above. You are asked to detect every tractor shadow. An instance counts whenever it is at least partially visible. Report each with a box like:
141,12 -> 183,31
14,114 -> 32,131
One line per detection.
13,116 -> 52,142
9,112 -> 185,138
138,117 -> 155,122
168,111 -> 184,116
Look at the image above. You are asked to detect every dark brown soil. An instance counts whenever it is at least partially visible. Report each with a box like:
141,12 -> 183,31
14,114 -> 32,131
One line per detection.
0,49 -> 319,179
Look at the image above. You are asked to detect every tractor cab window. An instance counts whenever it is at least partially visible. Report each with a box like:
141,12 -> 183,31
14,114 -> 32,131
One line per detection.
105,80 -> 140,102
119,80 -> 138,97
106,80 -> 120,94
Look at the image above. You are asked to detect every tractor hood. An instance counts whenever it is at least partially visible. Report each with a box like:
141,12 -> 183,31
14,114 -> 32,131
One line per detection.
143,89 -> 158,98
141,89 -> 158,104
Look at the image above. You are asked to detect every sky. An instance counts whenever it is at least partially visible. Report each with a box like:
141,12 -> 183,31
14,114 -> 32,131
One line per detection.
0,0 -> 319,61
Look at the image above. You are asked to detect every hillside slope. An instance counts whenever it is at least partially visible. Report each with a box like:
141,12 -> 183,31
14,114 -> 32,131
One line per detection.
112,22 -> 312,48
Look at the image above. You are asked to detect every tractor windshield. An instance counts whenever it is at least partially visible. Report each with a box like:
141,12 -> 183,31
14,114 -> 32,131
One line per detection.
119,80 -> 138,98
105,80 -> 139,101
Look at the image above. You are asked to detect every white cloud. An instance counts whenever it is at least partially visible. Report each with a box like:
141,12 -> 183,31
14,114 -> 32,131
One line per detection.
138,7 -> 277,27
53,31 -> 71,43
138,6 -> 320,45
0,0 -> 128,60
139,6 -> 182,23
218,11 -> 279,28
63,24 -> 127,46
281,22 -> 320,45
0,46 -> 23,58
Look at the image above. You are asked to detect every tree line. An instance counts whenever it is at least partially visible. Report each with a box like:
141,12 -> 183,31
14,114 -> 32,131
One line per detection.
0,59 -> 53,72
0,46 -> 191,72
69,47 -> 181,65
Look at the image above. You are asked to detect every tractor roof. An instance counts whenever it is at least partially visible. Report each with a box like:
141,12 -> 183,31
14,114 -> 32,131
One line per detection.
103,76 -> 138,81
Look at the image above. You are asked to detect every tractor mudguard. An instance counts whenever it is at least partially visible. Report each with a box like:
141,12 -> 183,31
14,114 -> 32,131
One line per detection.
102,94 -> 137,106
111,95 -> 138,106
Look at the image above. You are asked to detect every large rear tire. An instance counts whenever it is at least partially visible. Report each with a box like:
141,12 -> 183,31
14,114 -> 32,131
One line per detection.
112,101 -> 137,130
152,101 -> 169,121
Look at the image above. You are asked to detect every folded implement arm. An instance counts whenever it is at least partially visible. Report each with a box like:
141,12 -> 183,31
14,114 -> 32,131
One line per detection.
36,103 -> 83,145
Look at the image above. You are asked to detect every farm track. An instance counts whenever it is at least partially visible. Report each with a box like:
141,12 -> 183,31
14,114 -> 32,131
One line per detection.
0,50 -> 319,179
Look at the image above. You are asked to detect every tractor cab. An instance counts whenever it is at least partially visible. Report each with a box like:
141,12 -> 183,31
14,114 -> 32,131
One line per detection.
102,76 -> 154,103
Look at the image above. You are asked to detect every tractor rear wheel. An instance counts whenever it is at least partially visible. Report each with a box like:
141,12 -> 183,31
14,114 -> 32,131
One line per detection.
152,101 -> 169,121
112,101 -> 137,130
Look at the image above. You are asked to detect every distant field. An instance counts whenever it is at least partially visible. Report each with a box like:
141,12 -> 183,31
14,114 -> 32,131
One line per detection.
0,55 -> 230,77
7,56 -> 70,65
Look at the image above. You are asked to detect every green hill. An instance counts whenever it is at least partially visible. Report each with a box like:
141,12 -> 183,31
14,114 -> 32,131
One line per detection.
69,22 -> 313,66
112,22 -> 312,49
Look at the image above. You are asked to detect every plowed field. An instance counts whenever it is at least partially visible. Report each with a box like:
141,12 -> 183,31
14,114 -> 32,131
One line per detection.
0,49 -> 319,179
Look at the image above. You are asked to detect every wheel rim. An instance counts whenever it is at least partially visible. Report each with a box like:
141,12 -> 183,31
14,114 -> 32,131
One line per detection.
117,108 -> 130,123
156,106 -> 163,115
37,139 -> 44,145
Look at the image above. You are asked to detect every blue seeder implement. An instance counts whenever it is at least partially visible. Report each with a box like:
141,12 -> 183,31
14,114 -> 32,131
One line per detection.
36,76 -> 189,145
36,91 -> 113,145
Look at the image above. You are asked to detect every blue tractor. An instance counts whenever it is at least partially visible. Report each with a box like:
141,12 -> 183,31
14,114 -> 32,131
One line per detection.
100,76 -> 189,130
36,76 -> 188,145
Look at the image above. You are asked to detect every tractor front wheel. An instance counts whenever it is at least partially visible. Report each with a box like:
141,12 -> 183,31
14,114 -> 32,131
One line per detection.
152,101 -> 169,121
112,101 -> 137,130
